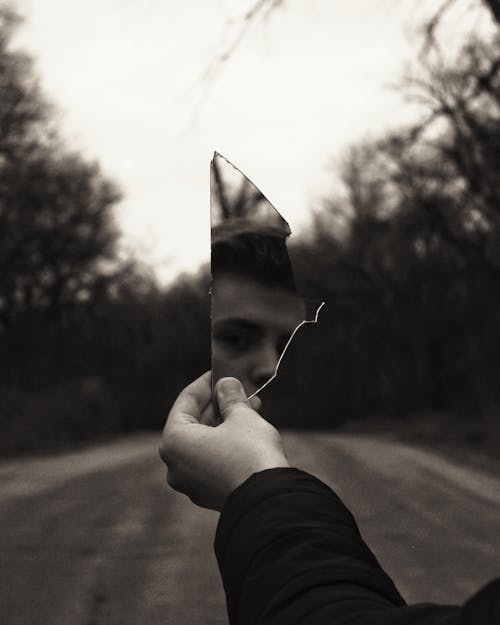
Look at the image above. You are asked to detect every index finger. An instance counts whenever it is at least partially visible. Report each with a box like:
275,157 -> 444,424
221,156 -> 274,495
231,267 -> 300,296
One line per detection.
165,371 -> 212,428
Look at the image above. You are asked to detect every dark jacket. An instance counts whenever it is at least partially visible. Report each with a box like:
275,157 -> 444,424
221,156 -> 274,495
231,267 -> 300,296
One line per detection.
215,468 -> 500,625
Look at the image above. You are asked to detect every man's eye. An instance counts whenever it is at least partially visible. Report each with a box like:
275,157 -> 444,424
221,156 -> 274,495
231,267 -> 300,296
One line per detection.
218,334 -> 252,352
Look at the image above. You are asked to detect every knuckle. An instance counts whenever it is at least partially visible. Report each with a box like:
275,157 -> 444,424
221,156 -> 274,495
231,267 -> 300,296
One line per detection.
159,428 -> 181,463
260,419 -> 280,440
167,469 -> 189,497
159,438 -> 174,464
166,469 -> 178,489
158,441 -> 169,463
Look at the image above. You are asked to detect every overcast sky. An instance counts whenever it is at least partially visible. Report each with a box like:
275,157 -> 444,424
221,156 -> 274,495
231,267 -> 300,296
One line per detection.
12,0 -> 490,283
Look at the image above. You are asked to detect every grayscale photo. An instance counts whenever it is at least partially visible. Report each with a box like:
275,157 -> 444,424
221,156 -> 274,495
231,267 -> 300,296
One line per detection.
1,1 -> 499,624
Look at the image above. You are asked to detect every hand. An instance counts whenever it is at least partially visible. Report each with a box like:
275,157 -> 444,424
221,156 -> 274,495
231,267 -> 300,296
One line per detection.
159,372 -> 290,511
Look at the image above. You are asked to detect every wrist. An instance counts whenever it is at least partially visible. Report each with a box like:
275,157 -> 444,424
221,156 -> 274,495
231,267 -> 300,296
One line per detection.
227,456 -> 290,498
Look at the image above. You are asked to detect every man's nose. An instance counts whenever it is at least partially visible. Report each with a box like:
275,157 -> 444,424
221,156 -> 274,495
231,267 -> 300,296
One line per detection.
251,342 -> 280,390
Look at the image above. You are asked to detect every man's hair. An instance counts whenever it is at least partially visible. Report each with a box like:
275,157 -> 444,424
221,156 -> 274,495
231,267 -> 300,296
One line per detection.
211,232 -> 297,292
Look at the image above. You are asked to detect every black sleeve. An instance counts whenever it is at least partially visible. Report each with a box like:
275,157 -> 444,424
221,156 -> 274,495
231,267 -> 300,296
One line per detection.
214,468 -> 464,625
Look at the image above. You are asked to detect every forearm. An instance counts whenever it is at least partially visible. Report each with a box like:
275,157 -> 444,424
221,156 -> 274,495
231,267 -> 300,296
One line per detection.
215,468 -> 445,625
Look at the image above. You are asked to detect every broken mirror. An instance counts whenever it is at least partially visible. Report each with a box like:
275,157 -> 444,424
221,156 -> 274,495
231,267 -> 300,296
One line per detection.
210,152 -> 323,398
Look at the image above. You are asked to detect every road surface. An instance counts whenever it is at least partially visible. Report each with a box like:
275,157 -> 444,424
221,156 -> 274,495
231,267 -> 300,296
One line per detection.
1,432 -> 499,625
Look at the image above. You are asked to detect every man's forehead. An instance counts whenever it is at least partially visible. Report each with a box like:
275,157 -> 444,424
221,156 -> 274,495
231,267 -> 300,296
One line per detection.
213,274 -> 305,328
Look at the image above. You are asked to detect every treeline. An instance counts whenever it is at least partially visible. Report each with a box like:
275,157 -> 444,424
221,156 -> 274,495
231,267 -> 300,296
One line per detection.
264,22 -> 500,429
2,5 -> 500,453
0,7 -> 210,453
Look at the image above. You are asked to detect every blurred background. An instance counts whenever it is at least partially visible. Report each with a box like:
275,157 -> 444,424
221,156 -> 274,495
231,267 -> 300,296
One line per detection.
1,0 -> 499,457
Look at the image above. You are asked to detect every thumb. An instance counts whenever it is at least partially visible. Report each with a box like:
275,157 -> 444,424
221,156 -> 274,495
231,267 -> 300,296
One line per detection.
215,377 -> 254,421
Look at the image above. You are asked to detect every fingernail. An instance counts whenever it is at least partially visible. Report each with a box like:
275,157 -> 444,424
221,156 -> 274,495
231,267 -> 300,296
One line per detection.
217,377 -> 244,401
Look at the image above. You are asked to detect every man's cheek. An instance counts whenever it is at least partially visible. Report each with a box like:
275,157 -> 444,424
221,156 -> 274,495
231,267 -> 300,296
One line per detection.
214,350 -> 252,385
213,345 -> 238,379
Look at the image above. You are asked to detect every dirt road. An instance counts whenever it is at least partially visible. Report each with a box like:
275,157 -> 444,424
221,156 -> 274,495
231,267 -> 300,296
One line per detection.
1,432 -> 499,625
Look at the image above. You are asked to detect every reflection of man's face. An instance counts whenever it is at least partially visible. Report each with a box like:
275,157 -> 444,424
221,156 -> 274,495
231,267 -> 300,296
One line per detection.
212,273 -> 305,397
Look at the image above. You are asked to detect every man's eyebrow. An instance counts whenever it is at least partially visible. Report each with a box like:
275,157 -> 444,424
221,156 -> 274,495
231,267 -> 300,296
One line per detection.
213,318 -> 262,333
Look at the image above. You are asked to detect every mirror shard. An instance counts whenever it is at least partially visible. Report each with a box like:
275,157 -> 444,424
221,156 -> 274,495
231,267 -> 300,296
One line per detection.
210,152 -> 322,398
